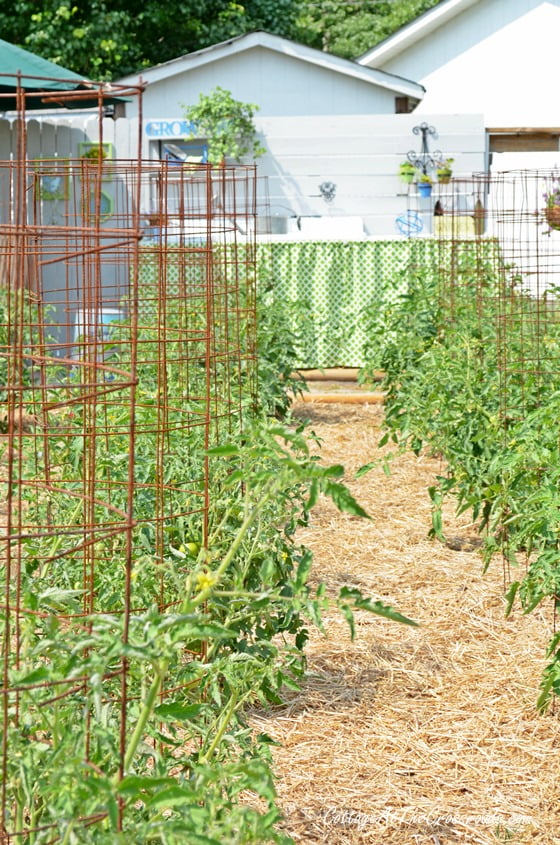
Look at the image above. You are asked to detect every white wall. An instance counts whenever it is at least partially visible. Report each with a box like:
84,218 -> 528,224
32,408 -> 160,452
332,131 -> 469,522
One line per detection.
254,112 -> 486,236
0,111 -> 486,239
370,0 -> 560,129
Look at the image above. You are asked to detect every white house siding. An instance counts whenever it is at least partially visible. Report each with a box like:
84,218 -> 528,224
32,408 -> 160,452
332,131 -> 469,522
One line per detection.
254,112 -> 486,236
124,46 -> 399,124
361,0 -> 560,130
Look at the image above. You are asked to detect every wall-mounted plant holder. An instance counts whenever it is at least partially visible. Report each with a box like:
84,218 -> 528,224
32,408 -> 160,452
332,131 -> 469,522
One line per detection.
78,142 -> 113,181
406,122 -> 442,180
33,158 -> 70,201
319,181 -> 337,204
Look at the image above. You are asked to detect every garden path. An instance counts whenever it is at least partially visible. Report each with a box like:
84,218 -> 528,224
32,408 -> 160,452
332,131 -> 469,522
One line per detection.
251,402 -> 560,845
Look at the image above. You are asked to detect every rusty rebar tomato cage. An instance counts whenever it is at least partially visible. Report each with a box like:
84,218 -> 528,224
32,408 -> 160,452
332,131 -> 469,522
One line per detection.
0,72 -> 258,839
434,169 -> 560,624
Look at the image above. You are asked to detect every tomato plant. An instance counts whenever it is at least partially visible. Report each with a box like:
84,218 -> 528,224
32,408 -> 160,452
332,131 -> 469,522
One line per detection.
362,245 -> 560,709
1,254 -> 415,843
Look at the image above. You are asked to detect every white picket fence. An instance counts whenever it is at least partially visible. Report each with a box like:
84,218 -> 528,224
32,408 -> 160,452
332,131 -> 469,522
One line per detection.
0,113 -> 139,163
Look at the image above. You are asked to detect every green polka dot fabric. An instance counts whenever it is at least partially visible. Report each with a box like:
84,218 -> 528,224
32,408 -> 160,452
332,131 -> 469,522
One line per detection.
256,239 -> 443,368
137,238 -> 491,371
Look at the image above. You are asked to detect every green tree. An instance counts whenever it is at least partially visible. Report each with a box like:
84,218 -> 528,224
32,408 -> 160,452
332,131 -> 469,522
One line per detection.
0,1 -> 143,79
202,0 -> 300,46
0,0 -> 440,80
0,0 -> 301,80
294,0 -> 441,59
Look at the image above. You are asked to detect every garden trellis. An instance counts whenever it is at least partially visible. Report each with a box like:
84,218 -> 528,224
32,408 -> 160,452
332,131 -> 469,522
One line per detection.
434,170 -> 560,559
434,170 -> 560,415
370,169 -> 560,707
0,80 -> 258,839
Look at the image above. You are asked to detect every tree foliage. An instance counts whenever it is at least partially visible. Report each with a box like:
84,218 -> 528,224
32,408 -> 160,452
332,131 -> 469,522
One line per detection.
295,0 -> 441,59
182,86 -> 266,163
0,0 -> 301,80
0,0 -> 441,80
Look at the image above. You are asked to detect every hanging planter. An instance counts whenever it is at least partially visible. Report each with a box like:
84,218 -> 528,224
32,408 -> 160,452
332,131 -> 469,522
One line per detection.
417,178 -> 433,197
78,142 -> 113,182
399,161 -> 416,184
543,181 -> 560,232
545,205 -> 560,231
436,157 -> 454,184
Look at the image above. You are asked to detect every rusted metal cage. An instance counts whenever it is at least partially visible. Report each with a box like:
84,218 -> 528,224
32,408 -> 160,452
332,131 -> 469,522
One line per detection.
486,169 -> 560,422
434,170 -> 560,606
435,170 -> 560,418
430,176 -> 495,324
0,80 -> 257,839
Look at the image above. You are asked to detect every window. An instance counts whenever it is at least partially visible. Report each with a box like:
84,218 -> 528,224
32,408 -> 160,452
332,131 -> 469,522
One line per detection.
160,140 -> 208,164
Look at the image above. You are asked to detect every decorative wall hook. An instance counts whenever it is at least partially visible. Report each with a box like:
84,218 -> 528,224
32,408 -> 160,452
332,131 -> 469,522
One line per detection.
407,123 -> 442,176
319,181 -> 337,204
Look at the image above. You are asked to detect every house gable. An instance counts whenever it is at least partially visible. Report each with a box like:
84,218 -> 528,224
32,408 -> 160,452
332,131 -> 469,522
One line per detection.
358,0 -> 560,130
118,31 -> 424,119
358,0 -> 481,68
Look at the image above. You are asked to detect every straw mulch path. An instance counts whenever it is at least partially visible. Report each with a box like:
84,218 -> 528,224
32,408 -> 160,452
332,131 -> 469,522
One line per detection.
250,402 -> 560,845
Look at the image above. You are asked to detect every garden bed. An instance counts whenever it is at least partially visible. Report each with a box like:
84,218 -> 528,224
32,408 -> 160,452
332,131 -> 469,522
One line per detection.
251,402 -> 560,845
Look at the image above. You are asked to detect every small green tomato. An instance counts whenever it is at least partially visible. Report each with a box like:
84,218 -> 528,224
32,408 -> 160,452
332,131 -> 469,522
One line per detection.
178,541 -> 200,557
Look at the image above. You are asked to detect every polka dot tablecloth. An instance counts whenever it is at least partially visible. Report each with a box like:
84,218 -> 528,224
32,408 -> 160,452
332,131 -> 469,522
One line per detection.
256,239 -> 446,368
137,238 -> 493,371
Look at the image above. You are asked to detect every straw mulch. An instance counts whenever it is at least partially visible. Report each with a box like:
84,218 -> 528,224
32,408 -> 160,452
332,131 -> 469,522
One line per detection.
250,402 -> 560,845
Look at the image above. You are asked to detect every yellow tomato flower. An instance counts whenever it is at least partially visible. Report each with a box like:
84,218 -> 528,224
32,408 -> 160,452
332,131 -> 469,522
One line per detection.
196,571 -> 217,592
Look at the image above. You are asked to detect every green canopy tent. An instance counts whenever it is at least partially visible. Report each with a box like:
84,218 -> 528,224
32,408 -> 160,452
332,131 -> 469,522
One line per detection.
0,38 -> 130,111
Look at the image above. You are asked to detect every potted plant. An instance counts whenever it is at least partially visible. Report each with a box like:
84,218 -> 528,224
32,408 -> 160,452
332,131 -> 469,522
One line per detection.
417,173 -> 433,197
79,142 -> 110,163
436,157 -> 454,184
399,160 -> 416,184
182,86 -> 266,165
